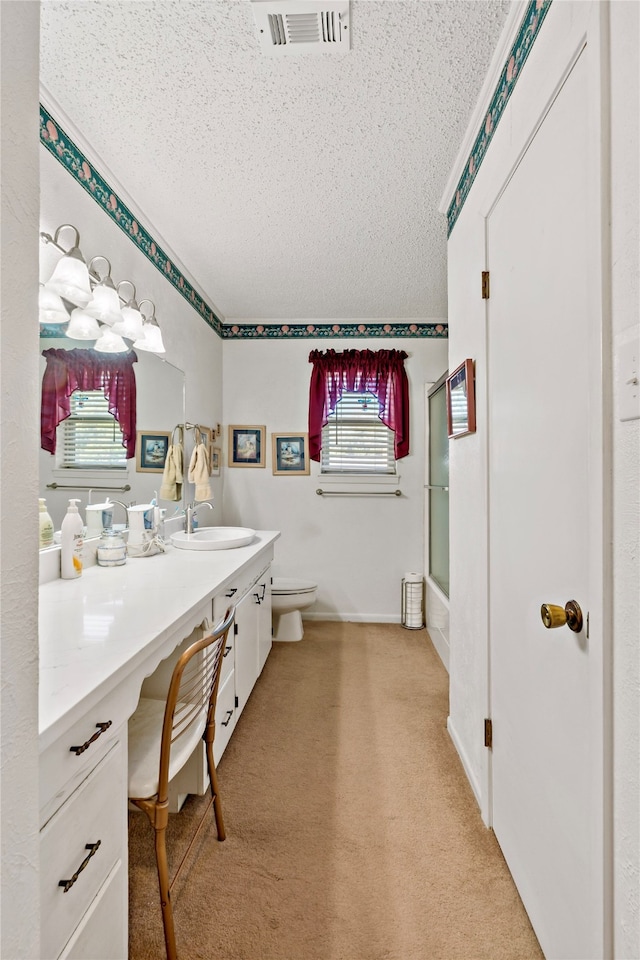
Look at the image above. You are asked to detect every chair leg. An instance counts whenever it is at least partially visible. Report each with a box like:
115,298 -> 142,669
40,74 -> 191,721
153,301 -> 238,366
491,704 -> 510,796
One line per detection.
154,819 -> 178,960
205,740 -> 225,841
132,797 -> 178,960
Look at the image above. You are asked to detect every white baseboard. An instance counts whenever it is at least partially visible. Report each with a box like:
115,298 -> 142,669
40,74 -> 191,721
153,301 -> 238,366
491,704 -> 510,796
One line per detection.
447,716 -> 482,811
303,612 -> 401,624
427,626 -> 449,673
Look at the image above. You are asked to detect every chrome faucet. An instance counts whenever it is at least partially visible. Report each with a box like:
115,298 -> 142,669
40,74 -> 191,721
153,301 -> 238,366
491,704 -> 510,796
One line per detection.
184,501 -> 213,534
109,500 -> 133,523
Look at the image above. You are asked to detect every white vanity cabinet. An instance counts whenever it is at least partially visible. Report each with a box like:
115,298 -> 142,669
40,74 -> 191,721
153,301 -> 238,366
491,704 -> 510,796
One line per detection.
39,530 -> 280,960
212,559 -> 272,760
39,705 -> 128,960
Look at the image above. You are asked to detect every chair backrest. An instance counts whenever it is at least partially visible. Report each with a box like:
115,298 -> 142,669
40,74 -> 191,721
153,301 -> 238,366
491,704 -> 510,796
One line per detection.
157,606 -> 235,802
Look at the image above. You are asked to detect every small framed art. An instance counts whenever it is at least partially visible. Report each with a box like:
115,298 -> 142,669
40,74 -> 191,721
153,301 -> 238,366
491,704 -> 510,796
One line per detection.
136,431 -> 171,472
271,433 -> 310,476
228,425 -> 266,468
446,359 -> 476,439
210,446 -> 221,477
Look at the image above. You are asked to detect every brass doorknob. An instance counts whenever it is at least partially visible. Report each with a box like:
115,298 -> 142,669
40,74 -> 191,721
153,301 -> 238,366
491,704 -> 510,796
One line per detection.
540,600 -> 584,633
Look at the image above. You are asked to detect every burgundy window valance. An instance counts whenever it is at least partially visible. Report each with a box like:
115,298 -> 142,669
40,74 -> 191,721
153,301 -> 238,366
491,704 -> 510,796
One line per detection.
41,348 -> 138,459
308,348 -> 410,462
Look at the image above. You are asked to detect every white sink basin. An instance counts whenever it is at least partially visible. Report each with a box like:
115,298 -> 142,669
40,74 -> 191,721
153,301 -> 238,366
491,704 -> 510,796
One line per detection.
171,527 -> 256,551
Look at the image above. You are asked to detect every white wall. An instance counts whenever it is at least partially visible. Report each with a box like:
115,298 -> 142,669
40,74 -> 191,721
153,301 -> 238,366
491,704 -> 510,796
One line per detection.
445,1 -> 639,954
222,336 -> 447,620
610,2 -> 640,954
0,4 -> 41,957
39,144 -> 224,519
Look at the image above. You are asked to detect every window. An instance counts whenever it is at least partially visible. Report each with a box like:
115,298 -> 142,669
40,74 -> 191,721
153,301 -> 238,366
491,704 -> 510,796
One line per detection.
321,391 -> 396,474
59,391 -> 127,469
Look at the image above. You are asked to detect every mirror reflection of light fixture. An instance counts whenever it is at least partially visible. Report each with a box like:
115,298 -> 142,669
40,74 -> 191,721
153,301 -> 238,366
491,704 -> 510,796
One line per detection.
39,284 -> 69,324
133,300 -> 165,354
66,307 -> 102,340
41,224 -> 92,307
94,327 -> 129,353
40,223 -> 159,354
111,281 -> 144,341
84,257 -> 123,326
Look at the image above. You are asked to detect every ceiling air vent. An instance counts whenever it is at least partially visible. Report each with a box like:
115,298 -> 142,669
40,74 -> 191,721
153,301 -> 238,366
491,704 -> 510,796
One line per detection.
252,1 -> 350,56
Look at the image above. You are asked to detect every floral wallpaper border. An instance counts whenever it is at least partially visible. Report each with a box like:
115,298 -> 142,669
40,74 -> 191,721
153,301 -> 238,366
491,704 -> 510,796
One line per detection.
446,0 -> 552,236
222,321 -> 447,340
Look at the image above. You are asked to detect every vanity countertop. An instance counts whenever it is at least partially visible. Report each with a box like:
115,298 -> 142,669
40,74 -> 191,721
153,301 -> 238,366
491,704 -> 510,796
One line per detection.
39,530 -> 280,750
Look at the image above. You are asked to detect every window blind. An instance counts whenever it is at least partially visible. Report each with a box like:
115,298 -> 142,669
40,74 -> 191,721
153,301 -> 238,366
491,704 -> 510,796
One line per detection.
60,391 -> 127,469
321,391 -> 396,474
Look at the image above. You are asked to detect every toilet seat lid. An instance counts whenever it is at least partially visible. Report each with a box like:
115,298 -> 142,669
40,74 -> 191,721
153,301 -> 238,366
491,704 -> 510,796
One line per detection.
272,578 -> 317,595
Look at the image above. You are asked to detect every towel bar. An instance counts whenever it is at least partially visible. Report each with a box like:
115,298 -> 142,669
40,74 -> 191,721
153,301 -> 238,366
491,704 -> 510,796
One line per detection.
316,488 -> 401,497
46,482 -> 131,492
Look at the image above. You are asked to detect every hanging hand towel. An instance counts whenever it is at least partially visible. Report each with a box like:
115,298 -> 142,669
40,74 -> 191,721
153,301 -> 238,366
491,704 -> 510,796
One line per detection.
188,441 -> 212,501
159,427 -> 184,501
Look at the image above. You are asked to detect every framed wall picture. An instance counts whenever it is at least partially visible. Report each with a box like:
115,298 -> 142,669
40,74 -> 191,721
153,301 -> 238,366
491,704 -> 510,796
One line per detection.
271,433 -> 310,476
135,431 -> 171,472
210,445 -> 221,477
446,359 -> 476,439
228,425 -> 266,467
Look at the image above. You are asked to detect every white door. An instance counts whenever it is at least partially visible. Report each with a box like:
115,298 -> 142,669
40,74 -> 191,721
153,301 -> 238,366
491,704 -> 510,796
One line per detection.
487,46 -> 605,960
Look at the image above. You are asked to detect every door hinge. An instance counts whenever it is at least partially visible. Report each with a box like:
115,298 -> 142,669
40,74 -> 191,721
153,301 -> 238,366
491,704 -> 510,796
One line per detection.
481,270 -> 490,299
235,696 -> 239,708
234,623 -> 238,636
484,717 -> 493,749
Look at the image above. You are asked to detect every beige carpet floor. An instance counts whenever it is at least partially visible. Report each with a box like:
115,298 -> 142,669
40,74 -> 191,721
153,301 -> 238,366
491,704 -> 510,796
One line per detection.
129,621 -> 543,960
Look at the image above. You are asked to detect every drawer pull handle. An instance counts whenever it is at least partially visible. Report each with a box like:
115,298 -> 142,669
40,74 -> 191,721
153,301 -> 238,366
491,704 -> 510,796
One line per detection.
225,588 -> 237,597
254,582 -> 267,604
69,721 -> 112,756
223,645 -> 232,658
58,841 -> 101,893
221,710 -> 234,727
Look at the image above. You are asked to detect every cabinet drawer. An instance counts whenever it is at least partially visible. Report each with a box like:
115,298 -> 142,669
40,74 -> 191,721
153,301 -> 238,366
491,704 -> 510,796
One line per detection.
60,861 -> 126,960
41,740 -> 126,960
220,627 -> 235,686
40,685 -> 130,824
214,671 -> 236,765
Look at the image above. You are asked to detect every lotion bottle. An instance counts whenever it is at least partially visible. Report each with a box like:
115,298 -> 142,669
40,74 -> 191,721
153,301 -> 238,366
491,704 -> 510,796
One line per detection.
61,498 -> 84,579
38,498 -> 54,549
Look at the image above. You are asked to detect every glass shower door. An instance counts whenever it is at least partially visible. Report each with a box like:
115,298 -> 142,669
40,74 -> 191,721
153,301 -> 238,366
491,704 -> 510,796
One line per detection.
428,377 -> 449,596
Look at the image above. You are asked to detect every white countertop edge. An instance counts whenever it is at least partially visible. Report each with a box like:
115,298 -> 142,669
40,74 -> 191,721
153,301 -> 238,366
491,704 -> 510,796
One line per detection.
39,531 -> 280,749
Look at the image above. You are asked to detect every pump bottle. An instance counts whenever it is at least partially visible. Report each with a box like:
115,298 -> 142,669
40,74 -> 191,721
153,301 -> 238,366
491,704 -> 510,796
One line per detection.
39,498 -> 54,549
61,498 -> 84,579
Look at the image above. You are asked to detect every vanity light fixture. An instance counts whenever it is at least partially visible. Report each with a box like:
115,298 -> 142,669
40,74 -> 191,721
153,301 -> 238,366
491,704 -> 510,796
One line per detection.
133,300 -> 165,354
84,257 -> 123,326
40,222 -> 164,354
38,284 -> 70,325
111,281 -> 145,341
41,224 -> 93,307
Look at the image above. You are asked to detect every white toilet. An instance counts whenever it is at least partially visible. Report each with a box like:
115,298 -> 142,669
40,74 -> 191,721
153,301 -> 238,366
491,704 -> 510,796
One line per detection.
271,578 -> 317,641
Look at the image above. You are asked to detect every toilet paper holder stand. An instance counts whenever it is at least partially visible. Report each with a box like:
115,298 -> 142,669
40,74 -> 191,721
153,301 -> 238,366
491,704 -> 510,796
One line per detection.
401,574 -> 425,630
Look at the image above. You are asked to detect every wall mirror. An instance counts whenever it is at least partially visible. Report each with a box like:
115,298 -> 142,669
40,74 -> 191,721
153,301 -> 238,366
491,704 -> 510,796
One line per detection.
39,337 -> 186,531
446,358 -> 476,439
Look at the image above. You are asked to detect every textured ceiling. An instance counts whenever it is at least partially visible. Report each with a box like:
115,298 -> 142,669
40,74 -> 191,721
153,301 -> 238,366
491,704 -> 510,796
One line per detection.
40,0 -> 510,322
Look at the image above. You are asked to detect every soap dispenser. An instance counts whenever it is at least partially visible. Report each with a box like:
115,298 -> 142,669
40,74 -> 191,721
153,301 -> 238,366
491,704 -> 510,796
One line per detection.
38,498 -> 54,549
61,498 -> 84,579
